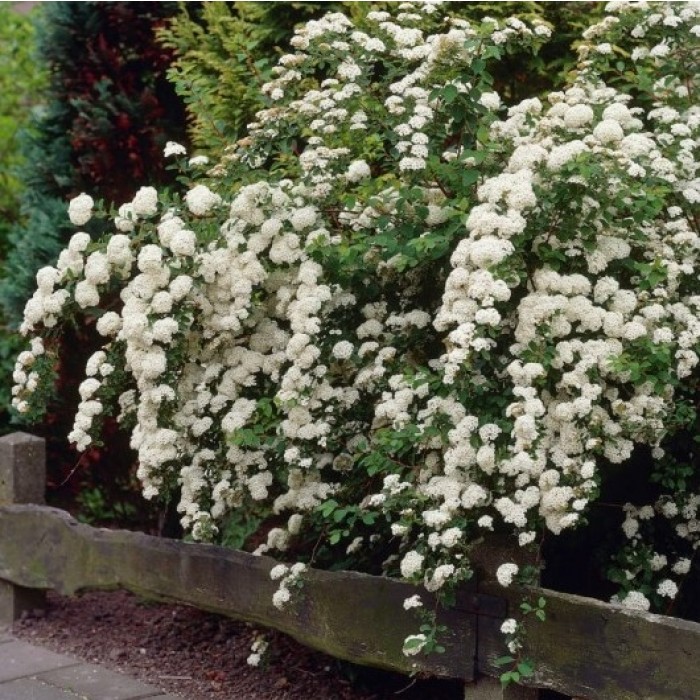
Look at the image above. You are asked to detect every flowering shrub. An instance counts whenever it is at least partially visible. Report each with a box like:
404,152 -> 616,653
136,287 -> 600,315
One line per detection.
11,0 -> 700,663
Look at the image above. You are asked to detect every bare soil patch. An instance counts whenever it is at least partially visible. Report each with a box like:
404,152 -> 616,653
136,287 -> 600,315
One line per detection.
13,589 -> 463,700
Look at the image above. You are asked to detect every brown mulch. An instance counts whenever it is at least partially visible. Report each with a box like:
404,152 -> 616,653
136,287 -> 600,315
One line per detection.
12,589 -> 464,700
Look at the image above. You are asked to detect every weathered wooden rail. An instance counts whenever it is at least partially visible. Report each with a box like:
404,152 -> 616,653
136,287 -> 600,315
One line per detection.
0,432 -> 698,699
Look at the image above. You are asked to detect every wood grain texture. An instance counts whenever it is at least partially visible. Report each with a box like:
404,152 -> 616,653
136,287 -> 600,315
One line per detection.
0,504 -> 475,680
2,504 -> 699,698
478,582 -> 700,700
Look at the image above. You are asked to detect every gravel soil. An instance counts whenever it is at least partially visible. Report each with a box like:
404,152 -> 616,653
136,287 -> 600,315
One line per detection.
13,589 -> 464,700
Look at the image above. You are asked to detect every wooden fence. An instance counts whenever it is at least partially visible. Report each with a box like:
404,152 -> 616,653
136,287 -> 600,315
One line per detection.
0,432 -> 698,700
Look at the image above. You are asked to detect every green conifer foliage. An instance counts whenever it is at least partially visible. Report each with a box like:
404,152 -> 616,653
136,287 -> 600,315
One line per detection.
0,4 -> 46,256
0,2 -> 188,528
160,2 -> 604,155
0,4 -> 47,431
158,2 -> 344,155
0,1 -> 187,327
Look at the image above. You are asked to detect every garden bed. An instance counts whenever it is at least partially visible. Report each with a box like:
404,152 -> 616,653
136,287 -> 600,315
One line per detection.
13,589 -> 464,700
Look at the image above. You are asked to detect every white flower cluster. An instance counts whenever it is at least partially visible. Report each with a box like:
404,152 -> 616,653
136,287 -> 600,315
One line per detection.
246,633 -> 268,667
269,562 -> 307,610
11,2 -> 698,633
67,193 -> 94,226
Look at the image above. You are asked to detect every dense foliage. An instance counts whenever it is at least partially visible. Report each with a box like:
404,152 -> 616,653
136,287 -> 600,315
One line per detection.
11,0 -> 700,669
0,1 -> 187,328
0,1 -> 188,528
158,1 -> 605,153
0,5 -> 45,252
158,2 -> 344,154
0,5 -> 46,422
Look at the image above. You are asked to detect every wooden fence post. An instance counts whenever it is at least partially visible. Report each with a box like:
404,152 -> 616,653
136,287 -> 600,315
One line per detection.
0,432 -> 47,625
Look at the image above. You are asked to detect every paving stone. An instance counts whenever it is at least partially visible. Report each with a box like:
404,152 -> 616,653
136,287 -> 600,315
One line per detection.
0,677 -> 81,700
38,663 -> 166,700
0,640 -> 79,682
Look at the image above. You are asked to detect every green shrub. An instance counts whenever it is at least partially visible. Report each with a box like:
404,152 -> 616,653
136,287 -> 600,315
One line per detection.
12,0 -> 700,671
159,2 -> 605,154
158,2 -> 345,154
0,1 -> 187,329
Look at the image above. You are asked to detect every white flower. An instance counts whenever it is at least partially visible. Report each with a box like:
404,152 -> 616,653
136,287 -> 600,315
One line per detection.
75,281 -> 99,308
403,594 -> 423,610
169,275 -> 193,301
84,252 -> 110,286
650,553 -> 667,571
288,514 -> 303,535
479,92 -> 501,111
346,160 -> 371,182
270,564 -> 289,580
672,558 -> 691,575
68,193 -> 94,226
164,141 -> 186,157
649,42 -> 670,58
151,291 -> 173,314
169,229 -> 197,256
346,536 -> 363,554
131,187 -> 159,217
518,531 -> 537,547
188,155 -> 209,167
593,119 -> 624,144
332,340 -> 354,360
656,579 -> 678,599
425,563 -> 455,591
185,185 -> 222,216
272,586 -> 291,609
400,550 -> 424,578
114,203 -> 136,232
602,103 -> 633,127
440,527 -> 462,548
500,618 -> 517,635
290,562 -> 306,578
137,245 -> 163,273
496,562 -> 519,587
477,515 -> 494,530
36,267 -> 59,293
96,311 -> 122,337
106,234 -> 132,266
619,590 -> 650,611
564,104 -> 594,128
68,233 -> 91,257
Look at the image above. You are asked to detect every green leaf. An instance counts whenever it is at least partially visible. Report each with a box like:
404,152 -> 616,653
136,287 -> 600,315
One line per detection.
403,637 -> 425,650
517,661 -> 535,678
441,84 -> 459,104
319,499 -> 338,517
494,655 -> 515,666
462,169 -> 479,187
332,508 -> 347,523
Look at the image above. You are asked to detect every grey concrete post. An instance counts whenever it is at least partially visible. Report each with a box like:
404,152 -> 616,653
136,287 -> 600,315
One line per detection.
0,432 -> 47,625
464,677 -> 539,699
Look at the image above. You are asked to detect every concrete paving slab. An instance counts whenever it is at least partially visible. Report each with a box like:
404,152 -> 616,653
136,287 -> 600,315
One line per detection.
0,677 -> 81,700
38,663 -> 165,700
0,639 -> 79,682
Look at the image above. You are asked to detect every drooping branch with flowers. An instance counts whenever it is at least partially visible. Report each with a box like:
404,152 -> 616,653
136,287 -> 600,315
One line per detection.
11,0 -> 699,664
